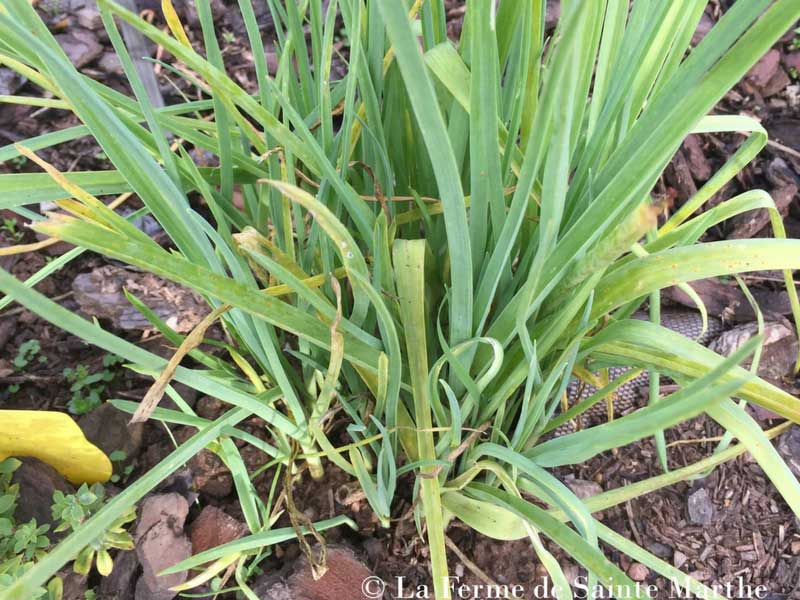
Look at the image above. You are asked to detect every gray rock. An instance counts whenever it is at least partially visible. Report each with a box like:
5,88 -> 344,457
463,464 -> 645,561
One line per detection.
646,541 -> 672,560
564,477 -> 602,500
135,493 -> 191,600
98,52 -> 124,76
76,6 -> 103,30
687,487 -> 715,525
0,67 -> 26,96
55,29 -> 103,69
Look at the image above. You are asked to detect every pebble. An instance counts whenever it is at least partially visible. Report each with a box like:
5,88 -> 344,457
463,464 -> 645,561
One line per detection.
564,477 -> 602,500
135,493 -> 192,600
627,563 -> 649,582
687,487 -> 715,525
189,505 -> 247,555
54,29 -> 102,69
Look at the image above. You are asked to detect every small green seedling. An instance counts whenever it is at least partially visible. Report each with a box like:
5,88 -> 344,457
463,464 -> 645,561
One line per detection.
63,354 -> 123,415
108,451 -> 134,484
51,485 -> 135,577
0,219 -> 24,243
13,340 -> 45,370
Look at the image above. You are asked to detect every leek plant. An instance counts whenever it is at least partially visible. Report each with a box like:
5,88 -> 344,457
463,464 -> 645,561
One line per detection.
1,0 -> 800,597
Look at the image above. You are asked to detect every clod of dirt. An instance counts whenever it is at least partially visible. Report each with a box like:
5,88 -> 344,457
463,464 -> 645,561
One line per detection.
563,476 -> 602,500
72,265 -> 209,332
747,49 -> 781,90
0,67 -> 26,96
709,320 -> 798,382
189,505 -> 247,555
54,29 -> 103,69
99,549 -> 140,600
135,493 -> 192,600
195,396 -> 226,420
174,427 -> 233,499
687,487 -> 715,526
11,457 -> 74,537
253,545 -> 374,600
79,403 -> 143,470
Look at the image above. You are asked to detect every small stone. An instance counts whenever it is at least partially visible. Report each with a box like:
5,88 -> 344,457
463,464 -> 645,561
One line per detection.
135,493 -> 192,600
646,541 -> 672,560
174,427 -> 232,498
0,67 -> 26,96
627,563 -> 649,582
54,29 -> 102,69
762,68 -> 792,97
673,551 -> 688,570
687,487 -> 715,525
747,49 -> 781,89
76,6 -> 102,30
98,52 -> 124,76
564,477 -> 602,500
189,506 -> 247,555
